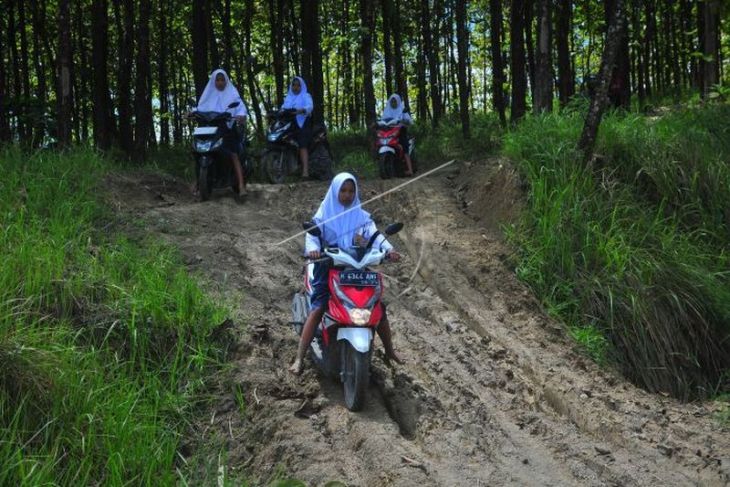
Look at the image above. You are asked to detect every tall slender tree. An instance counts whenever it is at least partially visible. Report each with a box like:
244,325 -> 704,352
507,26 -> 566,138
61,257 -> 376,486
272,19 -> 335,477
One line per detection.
510,0 -> 528,121
158,0 -> 170,146
489,0 -> 507,126
301,0 -> 325,123
56,0 -> 73,147
360,0 -> 376,126
92,0 -> 112,150
555,0 -> 574,107
701,0 -> 720,98
192,0 -> 209,98
534,0 -> 553,112
0,5 -> 9,142
579,0 -> 626,161
455,0 -> 470,137
134,0 -> 153,159
392,0 -> 409,109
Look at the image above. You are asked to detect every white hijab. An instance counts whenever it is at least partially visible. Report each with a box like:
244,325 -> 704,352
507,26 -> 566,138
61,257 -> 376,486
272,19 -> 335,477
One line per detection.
383,93 -> 404,121
196,69 -> 247,117
313,172 -> 371,249
282,76 -> 312,128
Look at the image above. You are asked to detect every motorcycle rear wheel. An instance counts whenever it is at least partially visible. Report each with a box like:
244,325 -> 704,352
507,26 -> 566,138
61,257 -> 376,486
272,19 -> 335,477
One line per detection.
341,341 -> 370,411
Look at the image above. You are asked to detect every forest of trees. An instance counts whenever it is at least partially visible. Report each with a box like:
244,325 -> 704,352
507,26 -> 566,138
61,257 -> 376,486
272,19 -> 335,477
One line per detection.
0,0 -> 727,157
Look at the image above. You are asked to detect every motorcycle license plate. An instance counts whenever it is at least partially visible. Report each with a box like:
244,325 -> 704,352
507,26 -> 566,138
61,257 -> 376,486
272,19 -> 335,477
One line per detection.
339,270 -> 378,287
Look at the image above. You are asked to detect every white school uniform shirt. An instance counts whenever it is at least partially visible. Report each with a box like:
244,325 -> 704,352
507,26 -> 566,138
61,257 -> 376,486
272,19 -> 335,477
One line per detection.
304,173 -> 393,254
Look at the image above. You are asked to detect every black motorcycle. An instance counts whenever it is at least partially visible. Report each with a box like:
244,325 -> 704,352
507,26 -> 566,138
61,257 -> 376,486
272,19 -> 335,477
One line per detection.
261,108 -> 333,184
190,101 -> 252,201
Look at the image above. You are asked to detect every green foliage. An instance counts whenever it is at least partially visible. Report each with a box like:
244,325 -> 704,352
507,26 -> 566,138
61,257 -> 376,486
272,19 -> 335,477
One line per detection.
505,105 -> 730,400
0,148 -> 229,484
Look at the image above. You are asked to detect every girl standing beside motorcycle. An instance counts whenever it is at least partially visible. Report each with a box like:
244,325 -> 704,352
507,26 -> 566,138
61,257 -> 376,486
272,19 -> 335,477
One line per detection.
193,69 -> 249,196
281,77 -> 314,179
289,172 -> 405,375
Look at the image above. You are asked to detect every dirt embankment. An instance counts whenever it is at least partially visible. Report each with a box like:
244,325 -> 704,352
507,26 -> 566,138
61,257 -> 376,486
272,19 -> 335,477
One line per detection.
108,161 -> 730,487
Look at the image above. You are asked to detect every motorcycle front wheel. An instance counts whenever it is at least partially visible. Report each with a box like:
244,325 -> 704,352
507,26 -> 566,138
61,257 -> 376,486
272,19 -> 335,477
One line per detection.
262,149 -> 291,184
378,152 -> 395,180
198,165 -> 212,201
341,341 -> 371,411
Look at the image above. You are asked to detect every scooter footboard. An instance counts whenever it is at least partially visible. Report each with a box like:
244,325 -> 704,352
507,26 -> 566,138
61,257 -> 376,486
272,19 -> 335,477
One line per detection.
337,328 -> 373,353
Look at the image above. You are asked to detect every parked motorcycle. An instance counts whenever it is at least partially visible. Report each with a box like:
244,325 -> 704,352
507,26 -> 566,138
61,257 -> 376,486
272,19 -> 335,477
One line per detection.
190,101 -> 252,201
261,109 -> 333,184
291,221 -> 404,411
374,118 -> 416,179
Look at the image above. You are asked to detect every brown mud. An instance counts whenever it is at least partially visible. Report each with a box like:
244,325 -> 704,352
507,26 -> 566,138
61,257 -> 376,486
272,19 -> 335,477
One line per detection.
107,160 -> 729,486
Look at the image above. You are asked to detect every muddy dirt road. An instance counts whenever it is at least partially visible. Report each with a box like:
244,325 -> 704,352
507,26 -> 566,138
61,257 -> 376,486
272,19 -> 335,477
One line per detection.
109,160 -> 729,486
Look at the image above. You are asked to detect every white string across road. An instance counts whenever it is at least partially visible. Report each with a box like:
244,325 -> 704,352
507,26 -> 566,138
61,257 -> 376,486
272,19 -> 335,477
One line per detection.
274,159 -> 456,247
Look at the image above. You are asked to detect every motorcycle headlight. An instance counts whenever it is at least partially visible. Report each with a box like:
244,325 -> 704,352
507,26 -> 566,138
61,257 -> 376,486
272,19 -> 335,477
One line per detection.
267,133 -> 278,142
348,308 -> 372,326
195,139 -> 213,152
379,137 -> 392,145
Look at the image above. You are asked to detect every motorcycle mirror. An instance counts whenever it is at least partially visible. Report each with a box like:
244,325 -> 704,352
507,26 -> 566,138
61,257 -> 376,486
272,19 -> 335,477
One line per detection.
228,101 -> 240,109
302,221 -> 321,237
384,222 -> 403,236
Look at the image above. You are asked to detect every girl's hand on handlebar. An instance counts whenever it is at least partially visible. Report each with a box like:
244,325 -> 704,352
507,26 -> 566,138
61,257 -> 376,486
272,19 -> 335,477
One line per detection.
308,250 -> 321,260
386,250 -> 401,262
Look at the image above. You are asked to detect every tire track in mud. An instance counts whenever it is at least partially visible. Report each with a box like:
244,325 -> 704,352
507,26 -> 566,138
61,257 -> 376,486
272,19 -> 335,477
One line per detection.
107,164 -> 730,487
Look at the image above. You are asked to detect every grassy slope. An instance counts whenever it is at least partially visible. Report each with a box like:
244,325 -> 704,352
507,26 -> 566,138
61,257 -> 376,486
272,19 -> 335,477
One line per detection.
505,104 -> 730,400
0,148 -> 229,484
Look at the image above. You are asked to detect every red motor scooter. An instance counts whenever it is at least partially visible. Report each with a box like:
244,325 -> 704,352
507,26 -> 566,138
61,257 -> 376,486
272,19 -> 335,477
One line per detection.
291,221 -> 404,411
374,118 -> 416,179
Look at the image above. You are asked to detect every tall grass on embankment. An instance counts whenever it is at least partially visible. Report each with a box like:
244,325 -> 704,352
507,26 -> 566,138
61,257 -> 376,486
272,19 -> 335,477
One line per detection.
505,105 -> 730,400
0,148 -> 228,484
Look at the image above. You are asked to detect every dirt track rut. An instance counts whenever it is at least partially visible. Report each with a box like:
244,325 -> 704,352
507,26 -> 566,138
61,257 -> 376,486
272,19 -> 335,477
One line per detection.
108,160 -> 730,486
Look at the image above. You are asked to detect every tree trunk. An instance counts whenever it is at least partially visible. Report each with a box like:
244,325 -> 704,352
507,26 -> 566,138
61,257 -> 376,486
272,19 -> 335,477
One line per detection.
134,0 -> 153,160
360,0 -> 376,126
0,5 -> 9,143
489,0 -> 507,126
30,0 -> 49,147
392,0 -> 409,110
91,0 -> 112,150
18,0 -> 31,143
222,0 -> 233,73
8,2 -> 24,141
157,0 -> 170,145
534,0 -> 553,113
382,0 -> 394,95
421,0 -> 442,126
631,0 -> 645,106
555,0 -> 574,107
604,0 -> 630,109
524,0 -> 536,101
56,0 -> 73,148
455,0 -> 470,137
244,0 -> 264,132
206,0 -> 220,69
116,0 -> 135,154
268,0 -> 286,105
416,7 -> 429,121
510,0 -> 528,122
701,0 -> 719,98
192,0 -> 209,98
578,0 -> 626,162
301,0 -> 325,123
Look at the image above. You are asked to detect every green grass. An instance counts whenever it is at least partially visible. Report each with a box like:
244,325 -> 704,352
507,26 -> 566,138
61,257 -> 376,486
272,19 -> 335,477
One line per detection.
0,148 -> 230,484
504,104 -> 730,400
